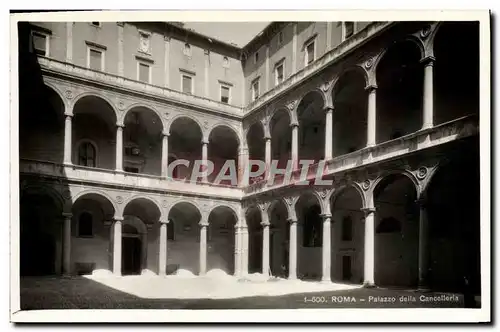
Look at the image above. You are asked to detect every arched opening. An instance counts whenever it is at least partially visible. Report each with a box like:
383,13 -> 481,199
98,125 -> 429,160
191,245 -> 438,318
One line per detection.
19,86 -> 65,162
245,206 -> 263,274
71,192 -> 116,275
208,126 -> 240,186
426,137 -> 480,293
374,173 -> 418,288
376,41 -> 423,143
167,201 -> 202,275
246,122 -> 265,184
169,117 -> 203,180
295,192 -> 322,280
434,22 -> 479,125
73,96 -> 117,169
20,189 -> 62,276
270,109 -> 292,169
330,186 -> 364,284
268,200 -> 289,278
123,107 -> 163,175
123,198 -> 161,275
207,206 -> 237,275
77,141 -> 97,167
332,70 -> 368,156
297,91 -> 325,163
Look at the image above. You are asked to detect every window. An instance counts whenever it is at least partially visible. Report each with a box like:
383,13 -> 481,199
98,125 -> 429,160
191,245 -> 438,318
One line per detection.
305,39 -> 315,66
86,41 -> 106,71
222,56 -> 230,68
31,31 -> 49,56
78,141 -> 96,167
254,51 -> 259,64
182,74 -> 193,94
138,62 -> 151,83
278,31 -> 284,46
91,22 -> 101,27
220,85 -> 230,104
78,212 -> 93,237
251,79 -> 260,101
275,61 -> 285,85
183,43 -> 191,57
343,22 -> 355,40
341,216 -> 353,241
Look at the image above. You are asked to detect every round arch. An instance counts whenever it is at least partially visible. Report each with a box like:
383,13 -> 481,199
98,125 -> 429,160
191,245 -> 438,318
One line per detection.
297,88 -> 327,110
72,92 -> 118,121
372,170 -> 420,200
122,104 -> 165,131
43,83 -> 66,109
208,204 -> 239,225
373,37 -> 425,74
20,184 -> 66,213
167,114 -> 204,136
123,195 -> 163,221
207,124 -> 241,147
71,190 -> 118,217
270,107 -> 292,127
330,184 -> 366,210
166,199 -> 203,220
331,66 -> 369,95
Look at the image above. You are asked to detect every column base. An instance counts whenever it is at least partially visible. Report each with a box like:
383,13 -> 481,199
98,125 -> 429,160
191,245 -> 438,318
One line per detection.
63,161 -> 73,167
362,281 -> 376,288
288,275 -> 297,281
320,278 -> 332,284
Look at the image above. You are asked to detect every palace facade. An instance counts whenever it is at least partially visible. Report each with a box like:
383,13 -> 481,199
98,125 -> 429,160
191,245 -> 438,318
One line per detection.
18,20 -> 480,293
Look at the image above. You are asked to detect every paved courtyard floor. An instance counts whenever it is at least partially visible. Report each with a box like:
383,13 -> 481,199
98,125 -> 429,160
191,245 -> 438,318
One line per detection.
19,275 -> 471,310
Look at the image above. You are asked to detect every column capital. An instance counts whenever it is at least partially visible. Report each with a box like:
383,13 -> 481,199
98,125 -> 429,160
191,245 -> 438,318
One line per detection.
361,207 -> 376,215
320,213 -> 332,220
415,198 -> 428,208
160,219 -> 170,224
420,56 -> 436,66
288,218 -> 298,224
260,221 -> 271,227
114,216 -> 124,222
162,131 -> 170,137
264,135 -> 272,141
62,212 -> 73,219
116,122 -> 125,128
201,138 -> 209,145
324,106 -> 334,113
64,112 -> 74,118
290,122 -> 299,128
365,84 -> 377,92
199,221 -> 209,227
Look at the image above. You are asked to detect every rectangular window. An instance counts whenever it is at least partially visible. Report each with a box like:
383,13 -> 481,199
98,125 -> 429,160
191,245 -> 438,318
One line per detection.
275,62 -> 284,85
138,62 -> 150,83
305,40 -> 315,65
182,74 -> 193,94
220,85 -> 230,104
32,31 -> 48,56
344,22 -> 355,40
88,49 -> 103,71
341,216 -> 353,241
252,79 -> 260,101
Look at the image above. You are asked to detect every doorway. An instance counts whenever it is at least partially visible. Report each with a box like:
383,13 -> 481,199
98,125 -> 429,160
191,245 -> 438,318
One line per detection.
342,255 -> 352,281
122,236 -> 142,275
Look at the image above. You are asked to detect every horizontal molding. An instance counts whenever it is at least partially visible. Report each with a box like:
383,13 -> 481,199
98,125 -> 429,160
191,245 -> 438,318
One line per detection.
179,68 -> 196,76
218,79 -> 234,87
85,40 -> 107,50
135,54 -> 154,64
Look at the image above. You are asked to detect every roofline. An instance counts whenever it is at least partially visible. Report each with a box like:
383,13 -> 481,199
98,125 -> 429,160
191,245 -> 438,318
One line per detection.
241,22 -> 275,50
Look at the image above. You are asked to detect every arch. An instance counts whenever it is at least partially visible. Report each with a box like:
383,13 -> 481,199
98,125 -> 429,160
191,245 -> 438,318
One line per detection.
72,92 -> 118,121
297,88 -> 327,111
270,107 -> 292,127
207,123 -> 242,147
372,169 -> 420,200
330,184 -> 366,210
373,37 -> 425,74
166,199 -> 202,220
123,195 -> 163,220
43,83 -> 66,109
268,197 -> 291,222
331,66 -> 369,96
208,204 -> 239,225
71,189 -> 118,217
296,190 -> 326,215
166,114 -> 204,136
122,103 -> 165,132
244,119 -> 266,141
20,184 -> 65,213
123,214 -> 148,235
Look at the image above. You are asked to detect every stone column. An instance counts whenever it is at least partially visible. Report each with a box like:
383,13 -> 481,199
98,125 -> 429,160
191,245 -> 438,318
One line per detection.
362,207 -> 376,287
63,113 -> 73,165
321,214 -> 332,282
234,224 -> 241,277
261,220 -> 270,277
366,85 -> 377,148
115,124 -> 124,172
288,218 -> 298,280
238,146 -> 249,187
291,123 -> 299,170
201,139 -> 209,183
199,221 -> 208,275
161,132 -> 169,178
158,220 -> 168,276
62,212 -> 72,275
264,136 -> 272,178
422,57 -> 435,130
113,216 -> 123,276
417,199 -> 430,290
241,225 -> 249,277
324,106 -> 333,160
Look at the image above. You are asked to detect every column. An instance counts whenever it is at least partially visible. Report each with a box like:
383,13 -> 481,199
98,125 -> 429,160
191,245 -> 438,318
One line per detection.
204,49 -> 210,98
158,220 -> 168,276
164,36 -> 170,87
292,23 -> 298,74
117,22 -> 124,76
324,106 -> 333,160
63,113 -> 73,165
199,221 -> 208,275
240,225 -> 249,277
321,214 -> 332,282
366,85 -> 377,147
62,212 -> 72,275
417,199 -> 430,289
234,224 -> 241,277
291,123 -> 299,170
113,217 -> 123,276
362,207 -> 376,287
264,136 -> 271,178
261,221 -> 270,277
238,146 -> 249,187
288,218 -> 298,280
422,57 -> 435,130
161,132 -> 169,177
201,139 -> 208,183
115,124 -> 124,172
65,22 -> 73,63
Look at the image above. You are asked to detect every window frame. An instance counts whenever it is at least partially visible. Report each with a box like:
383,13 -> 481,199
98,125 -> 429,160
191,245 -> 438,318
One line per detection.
219,83 -> 231,104
342,21 -> 357,41
251,78 -> 260,101
30,30 -> 50,57
275,60 -> 285,86
86,44 -> 105,72
304,38 -> 316,67
136,60 -> 152,84
77,211 -> 94,238
76,139 -> 98,168
181,72 -> 194,95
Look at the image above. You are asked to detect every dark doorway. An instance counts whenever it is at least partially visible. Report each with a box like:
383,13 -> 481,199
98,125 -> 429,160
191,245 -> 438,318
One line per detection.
249,231 -> 262,274
122,237 -> 142,275
342,255 -> 352,281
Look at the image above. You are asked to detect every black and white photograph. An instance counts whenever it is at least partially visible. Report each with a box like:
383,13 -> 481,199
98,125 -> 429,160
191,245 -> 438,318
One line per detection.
8,9 -> 491,323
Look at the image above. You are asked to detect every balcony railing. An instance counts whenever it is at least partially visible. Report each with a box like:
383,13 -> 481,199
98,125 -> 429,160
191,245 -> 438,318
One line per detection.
243,115 -> 479,196
37,56 -> 244,117
19,159 -> 244,200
